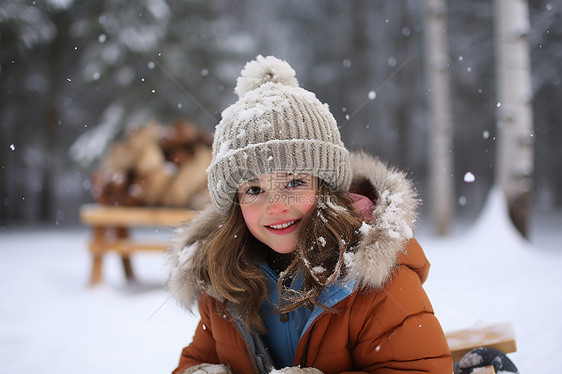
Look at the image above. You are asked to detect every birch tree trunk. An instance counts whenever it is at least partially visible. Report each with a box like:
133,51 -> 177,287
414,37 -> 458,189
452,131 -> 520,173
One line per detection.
423,0 -> 454,236
494,0 -> 534,237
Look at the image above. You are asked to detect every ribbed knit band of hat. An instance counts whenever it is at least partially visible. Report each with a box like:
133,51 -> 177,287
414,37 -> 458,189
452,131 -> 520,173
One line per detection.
207,55 -> 352,215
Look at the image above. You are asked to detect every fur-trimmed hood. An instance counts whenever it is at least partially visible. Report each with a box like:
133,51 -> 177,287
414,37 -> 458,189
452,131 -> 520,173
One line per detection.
168,152 -> 421,310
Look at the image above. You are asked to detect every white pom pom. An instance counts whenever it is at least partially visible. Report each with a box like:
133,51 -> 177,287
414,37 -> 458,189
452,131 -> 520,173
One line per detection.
234,55 -> 299,97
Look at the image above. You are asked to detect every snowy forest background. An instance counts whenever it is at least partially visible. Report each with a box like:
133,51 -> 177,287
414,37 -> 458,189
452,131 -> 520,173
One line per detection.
1,0 -> 561,234
2,2 -> 562,373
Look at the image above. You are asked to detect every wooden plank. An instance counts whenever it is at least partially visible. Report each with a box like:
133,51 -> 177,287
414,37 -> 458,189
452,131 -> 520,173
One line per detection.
92,240 -> 171,254
80,204 -> 196,227
121,255 -> 135,281
446,323 -> 517,362
91,254 -> 103,285
469,366 -> 495,374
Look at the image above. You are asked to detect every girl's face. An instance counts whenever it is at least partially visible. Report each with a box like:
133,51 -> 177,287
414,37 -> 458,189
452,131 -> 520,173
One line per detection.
237,173 -> 317,254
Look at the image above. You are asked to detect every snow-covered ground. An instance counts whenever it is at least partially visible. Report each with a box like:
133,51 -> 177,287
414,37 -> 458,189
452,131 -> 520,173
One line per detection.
421,190 -> 562,373
1,190 -> 561,373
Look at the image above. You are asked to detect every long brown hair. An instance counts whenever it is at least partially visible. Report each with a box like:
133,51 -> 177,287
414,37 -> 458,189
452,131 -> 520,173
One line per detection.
193,181 -> 363,334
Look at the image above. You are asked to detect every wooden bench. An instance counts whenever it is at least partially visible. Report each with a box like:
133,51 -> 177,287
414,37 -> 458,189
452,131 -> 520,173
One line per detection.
80,204 -> 196,285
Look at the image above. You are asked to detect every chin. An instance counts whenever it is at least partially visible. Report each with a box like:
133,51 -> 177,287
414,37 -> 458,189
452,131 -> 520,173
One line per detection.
270,245 -> 297,254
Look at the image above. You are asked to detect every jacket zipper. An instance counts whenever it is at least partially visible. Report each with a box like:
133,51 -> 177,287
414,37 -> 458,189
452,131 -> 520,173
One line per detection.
224,308 -> 261,374
295,311 -> 322,367
294,292 -> 355,367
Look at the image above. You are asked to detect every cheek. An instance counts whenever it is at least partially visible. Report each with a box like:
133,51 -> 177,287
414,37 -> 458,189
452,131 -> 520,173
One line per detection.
299,192 -> 317,214
240,204 -> 260,232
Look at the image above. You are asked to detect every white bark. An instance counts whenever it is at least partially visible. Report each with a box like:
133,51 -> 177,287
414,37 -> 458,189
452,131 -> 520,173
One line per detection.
423,0 -> 454,236
494,0 -> 534,236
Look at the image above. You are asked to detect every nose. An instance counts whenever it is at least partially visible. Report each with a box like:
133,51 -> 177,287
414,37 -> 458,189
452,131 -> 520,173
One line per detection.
266,192 -> 289,215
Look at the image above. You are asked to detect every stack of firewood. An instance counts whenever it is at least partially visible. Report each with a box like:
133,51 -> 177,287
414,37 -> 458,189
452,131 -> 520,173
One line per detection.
91,119 -> 213,209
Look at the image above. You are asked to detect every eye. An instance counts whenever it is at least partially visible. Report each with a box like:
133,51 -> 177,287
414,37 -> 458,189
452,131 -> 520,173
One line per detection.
245,186 -> 263,195
286,179 -> 304,188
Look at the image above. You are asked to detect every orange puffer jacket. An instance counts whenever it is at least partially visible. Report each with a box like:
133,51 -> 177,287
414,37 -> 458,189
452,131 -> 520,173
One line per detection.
168,152 -> 453,374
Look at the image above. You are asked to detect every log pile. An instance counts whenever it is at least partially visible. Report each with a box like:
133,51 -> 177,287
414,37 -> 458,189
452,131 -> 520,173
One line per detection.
91,120 -> 213,209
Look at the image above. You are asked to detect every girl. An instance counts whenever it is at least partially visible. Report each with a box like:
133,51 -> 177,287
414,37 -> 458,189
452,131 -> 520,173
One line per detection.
168,55 -> 453,373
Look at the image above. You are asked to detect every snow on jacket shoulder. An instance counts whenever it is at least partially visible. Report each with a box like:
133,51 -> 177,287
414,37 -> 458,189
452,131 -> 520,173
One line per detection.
168,152 -> 453,374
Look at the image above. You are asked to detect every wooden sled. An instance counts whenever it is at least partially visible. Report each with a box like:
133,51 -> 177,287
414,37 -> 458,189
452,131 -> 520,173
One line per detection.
447,322 -> 517,373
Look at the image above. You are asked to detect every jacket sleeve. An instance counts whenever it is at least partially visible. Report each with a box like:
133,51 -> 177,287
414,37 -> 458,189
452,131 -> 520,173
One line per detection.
172,296 -> 222,374
348,265 -> 453,373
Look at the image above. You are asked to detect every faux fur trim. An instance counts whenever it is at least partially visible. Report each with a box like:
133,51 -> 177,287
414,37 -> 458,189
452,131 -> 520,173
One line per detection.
168,204 -> 226,311
344,152 -> 419,289
168,152 -> 418,310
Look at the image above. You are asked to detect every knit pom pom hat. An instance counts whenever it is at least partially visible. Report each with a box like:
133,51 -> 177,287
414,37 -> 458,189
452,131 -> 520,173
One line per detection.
207,55 -> 352,214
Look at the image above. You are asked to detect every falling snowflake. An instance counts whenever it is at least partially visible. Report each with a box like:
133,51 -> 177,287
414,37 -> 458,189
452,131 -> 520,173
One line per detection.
464,172 -> 476,183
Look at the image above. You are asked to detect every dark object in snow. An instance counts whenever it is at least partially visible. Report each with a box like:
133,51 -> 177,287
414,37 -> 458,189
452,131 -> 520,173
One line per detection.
455,347 -> 519,374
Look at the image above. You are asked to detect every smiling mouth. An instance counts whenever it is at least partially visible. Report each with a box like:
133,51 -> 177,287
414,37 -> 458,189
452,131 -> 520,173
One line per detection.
266,220 -> 297,230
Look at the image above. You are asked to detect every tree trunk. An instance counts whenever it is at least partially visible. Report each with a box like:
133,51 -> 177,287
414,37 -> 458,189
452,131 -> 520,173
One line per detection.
0,110 -> 6,225
494,0 -> 534,237
423,0 -> 454,236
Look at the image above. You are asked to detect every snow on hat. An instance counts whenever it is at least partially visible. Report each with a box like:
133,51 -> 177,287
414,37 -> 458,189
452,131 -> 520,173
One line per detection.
207,55 -> 351,214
